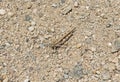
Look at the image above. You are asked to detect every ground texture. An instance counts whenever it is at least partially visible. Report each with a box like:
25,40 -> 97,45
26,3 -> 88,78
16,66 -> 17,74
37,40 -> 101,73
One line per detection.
0,0 -> 120,82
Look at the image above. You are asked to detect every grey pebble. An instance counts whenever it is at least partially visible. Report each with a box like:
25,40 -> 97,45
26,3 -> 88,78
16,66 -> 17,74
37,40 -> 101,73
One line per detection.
79,13 -> 90,20
85,36 -> 93,44
112,38 -> 120,53
63,73 -> 69,79
70,63 -> 84,79
0,45 -> 5,49
114,25 -> 120,30
102,70 -> 111,80
0,76 -> 3,82
60,0 -> 65,4
25,15 -> 32,21
38,12 -> 44,18
39,43 -> 45,48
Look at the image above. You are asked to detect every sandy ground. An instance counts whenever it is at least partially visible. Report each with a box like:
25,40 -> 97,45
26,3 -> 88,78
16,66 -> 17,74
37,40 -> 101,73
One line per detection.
0,0 -> 120,82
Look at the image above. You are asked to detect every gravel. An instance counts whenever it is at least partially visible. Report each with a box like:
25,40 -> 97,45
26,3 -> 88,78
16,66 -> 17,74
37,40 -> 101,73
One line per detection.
0,9 -> 6,15
0,0 -> 120,82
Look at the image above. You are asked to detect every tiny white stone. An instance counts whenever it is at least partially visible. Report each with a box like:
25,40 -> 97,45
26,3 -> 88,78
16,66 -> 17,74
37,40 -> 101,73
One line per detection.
74,1 -> 79,8
44,35 -> 52,39
28,26 -> 34,32
51,3 -> 57,8
8,12 -> 14,17
31,21 -> 36,26
33,8 -> 37,14
3,62 -> 7,66
5,42 -> 10,47
24,79 -> 30,82
86,6 -> 89,10
91,47 -> 96,51
96,71 -> 100,74
50,28 -> 55,32
112,57 -> 118,63
3,77 -> 8,82
0,9 -> 6,15
76,43 -> 82,48
85,36 -> 88,39
108,42 -> 112,46
118,55 -> 120,59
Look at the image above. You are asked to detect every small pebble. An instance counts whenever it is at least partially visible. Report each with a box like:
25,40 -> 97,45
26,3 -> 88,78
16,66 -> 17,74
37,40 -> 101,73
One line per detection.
33,9 -> 37,14
25,15 -> 32,21
50,28 -> 55,32
51,3 -> 58,8
0,9 -> 6,15
76,43 -> 82,48
38,12 -> 44,18
0,45 -> 5,49
116,64 -> 120,70
108,42 -> 112,47
24,78 -> 30,82
112,38 -> 120,52
44,35 -> 52,39
28,26 -> 34,32
26,3 -> 32,9
111,57 -> 118,63
8,12 -> 14,17
114,25 -> 120,30
106,23 -> 112,28
90,47 -> 96,52
3,77 -> 8,82
31,0 -> 36,2
63,73 -> 69,79
71,63 -> 84,79
102,70 -> 111,80
74,1 -> 79,8
86,6 -> 89,10
39,43 -> 45,48
5,42 -> 11,47
60,0 -> 65,4
118,55 -> 120,59
62,6 -> 72,15
96,71 -> 100,74
31,21 -> 36,26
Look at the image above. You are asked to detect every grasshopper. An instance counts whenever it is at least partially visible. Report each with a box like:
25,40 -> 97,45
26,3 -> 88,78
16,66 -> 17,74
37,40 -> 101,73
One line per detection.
50,27 -> 76,50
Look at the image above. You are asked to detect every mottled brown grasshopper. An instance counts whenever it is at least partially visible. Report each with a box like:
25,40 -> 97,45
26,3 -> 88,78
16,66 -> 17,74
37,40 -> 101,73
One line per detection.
50,27 -> 76,49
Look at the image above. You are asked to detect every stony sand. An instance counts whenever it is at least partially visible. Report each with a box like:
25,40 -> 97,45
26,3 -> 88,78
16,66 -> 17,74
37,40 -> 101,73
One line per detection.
0,0 -> 120,82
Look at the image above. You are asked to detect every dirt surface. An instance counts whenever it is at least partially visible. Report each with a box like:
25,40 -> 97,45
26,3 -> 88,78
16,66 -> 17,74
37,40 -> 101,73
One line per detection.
0,0 -> 120,82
